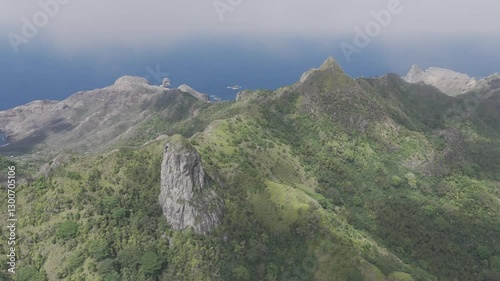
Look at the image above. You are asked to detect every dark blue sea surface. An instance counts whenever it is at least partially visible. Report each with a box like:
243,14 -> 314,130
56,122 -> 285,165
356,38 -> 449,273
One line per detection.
2,36 -> 495,110
0,37 -> 389,110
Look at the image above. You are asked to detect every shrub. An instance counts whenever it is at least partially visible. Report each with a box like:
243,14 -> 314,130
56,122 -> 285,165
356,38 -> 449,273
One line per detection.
117,246 -> 142,269
405,173 -> 417,188
112,208 -> 128,220
372,255 -> 400,275
477,245 -> 491,260
346,268 -> 364,281
97,258 -> 117,275
491,256 -> 500,271
14,266 -> 47,281
66,249 -> 85,273
88,239 -> 109,261
391,176 -> 402,187
56,221 -> 78,240
232,265 -> 251,280
66,171 -> 82,180
103,272 -> 121,281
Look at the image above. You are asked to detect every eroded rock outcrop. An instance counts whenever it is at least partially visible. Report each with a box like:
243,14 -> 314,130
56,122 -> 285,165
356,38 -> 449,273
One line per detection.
159,135 -> 223,234
0,75 -> 205,157
177,84 -> 210,102
162,78 -> 171,89
403,65 -> 478,96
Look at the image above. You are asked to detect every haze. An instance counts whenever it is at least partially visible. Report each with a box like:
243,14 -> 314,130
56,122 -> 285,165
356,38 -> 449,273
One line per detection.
1,0 -> 499,109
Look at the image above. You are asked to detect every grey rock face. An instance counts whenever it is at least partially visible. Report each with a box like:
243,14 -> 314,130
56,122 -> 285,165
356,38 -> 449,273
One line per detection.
403,65 -> 477,96
159,135 -> 223,235
114,76 -> 150,85
162,78 -> 171,88
37,153 -> 72,177
404,65 -> 424,82
177,84 -> 210,102
0,76 -> 204,157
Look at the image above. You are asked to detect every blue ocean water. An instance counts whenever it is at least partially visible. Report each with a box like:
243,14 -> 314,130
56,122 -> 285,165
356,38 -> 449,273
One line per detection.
0,37 -> 382,110
1,36 -> 496,110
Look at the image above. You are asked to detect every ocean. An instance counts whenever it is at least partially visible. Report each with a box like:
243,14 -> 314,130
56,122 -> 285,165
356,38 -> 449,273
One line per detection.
0,36 -> 430,110
1,44 -> 320,109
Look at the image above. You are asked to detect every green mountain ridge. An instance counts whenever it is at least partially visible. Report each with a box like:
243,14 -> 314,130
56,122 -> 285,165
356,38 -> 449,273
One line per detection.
1,57 -> 500,281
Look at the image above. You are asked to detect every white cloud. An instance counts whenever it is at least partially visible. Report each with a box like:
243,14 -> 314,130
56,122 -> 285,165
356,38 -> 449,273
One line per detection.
1,0 -> 499,52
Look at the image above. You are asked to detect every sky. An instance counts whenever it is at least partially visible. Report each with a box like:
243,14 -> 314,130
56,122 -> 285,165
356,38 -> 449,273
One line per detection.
1,0 -> 500,109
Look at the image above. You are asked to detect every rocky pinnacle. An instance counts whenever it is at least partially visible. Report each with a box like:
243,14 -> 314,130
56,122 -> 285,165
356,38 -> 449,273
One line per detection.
159,135 -> 223,235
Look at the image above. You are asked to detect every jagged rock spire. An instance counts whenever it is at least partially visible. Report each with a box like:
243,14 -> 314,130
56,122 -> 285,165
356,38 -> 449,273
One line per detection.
159,135 -> 224,235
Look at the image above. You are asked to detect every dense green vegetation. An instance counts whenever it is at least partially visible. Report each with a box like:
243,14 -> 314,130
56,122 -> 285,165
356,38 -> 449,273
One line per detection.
1,60 -> 499,280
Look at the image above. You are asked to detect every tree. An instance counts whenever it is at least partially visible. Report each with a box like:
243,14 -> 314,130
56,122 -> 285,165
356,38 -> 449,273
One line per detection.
491,256 -> 500,271
141,252 -> 162,276
391,176 -> 402,187
66,249 -> 85,273
57,221 -> 78,240
265,264 -> 279,281
405,173 -> 417,188
14,266 -> 47,281
88,239 -> 109,261
97,259 -> 117,275
346,268 -> 364,281
103,272 -> 121,281
66,171 -> 82,180
477,245 -> 491,260
232,265 -> 250,281
117,245 -> 142,269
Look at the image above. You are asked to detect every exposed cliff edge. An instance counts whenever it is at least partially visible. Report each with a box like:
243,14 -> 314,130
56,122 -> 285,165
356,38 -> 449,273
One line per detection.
177,84 -> 210,102
0,76 -> 205,157
159,135 -> 223,235
403,65 -> 478,96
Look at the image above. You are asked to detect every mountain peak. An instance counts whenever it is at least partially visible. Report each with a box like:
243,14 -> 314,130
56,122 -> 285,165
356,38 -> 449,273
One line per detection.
403,65 -> 477,96
319,56 -> 344,73
300,56 -> 344,83
114,76 -> 149,85
405,65 -> 424,82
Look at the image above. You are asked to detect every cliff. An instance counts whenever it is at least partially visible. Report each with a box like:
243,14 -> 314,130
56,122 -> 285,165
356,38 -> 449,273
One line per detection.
177,84 -> 210,102
159,135 -> 223,235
